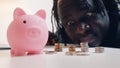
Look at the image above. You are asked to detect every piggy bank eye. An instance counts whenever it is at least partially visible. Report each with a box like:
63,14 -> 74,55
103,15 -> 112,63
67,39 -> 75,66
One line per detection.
23,20 -> 27,24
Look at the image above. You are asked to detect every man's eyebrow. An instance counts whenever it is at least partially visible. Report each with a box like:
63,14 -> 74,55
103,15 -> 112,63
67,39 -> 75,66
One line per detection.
62,15 -> 71,20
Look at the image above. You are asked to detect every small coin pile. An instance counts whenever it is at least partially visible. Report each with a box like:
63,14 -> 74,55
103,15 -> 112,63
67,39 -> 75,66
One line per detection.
65,42 -> 104,56
45,42 -> 104,55
68,44 -> 76,52
75,52 -> 89,56
54,43 -> 63,52
80,42 -> 89,52
44,43 -> 64,54
95,47 -> 104,53
66,44 -> 76,56
65,44 -> 89,56
44,51 -> 57,54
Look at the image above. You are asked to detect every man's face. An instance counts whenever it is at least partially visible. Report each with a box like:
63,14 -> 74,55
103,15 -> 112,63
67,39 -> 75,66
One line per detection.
58,0 -> 105,46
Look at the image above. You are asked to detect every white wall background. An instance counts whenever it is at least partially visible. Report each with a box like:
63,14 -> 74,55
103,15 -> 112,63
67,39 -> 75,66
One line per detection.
0,0 -> 53,45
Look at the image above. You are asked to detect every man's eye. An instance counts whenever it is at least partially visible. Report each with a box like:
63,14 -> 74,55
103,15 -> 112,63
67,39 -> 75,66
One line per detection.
81,23 -> 91,29
86,12 -> 93,16
67,20 -> 75,26
86,24 -> 90,28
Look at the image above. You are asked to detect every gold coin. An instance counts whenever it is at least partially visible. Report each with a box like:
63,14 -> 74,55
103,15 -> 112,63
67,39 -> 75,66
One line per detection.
54,43 -> 63,52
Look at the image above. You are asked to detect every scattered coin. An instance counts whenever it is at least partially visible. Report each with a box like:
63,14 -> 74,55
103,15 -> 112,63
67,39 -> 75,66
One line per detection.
45,51 -> 57,54
76,53 -> 89,56
75,51 -> 81,53
65,52 -> 76,56
95,47 -> 104,53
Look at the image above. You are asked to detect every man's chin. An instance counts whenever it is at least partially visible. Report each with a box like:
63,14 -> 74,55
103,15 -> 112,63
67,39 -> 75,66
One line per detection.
81,38 -> 95,43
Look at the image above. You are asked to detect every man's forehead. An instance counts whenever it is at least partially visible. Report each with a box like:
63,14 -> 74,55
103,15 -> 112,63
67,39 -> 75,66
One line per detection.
61,10 -> 89,20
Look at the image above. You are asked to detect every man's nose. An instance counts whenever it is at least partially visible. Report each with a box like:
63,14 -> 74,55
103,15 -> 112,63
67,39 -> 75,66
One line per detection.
76,23 -> 90,34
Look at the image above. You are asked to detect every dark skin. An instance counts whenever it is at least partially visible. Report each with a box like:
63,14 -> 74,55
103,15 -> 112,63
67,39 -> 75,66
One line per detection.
52,0 -> 120,48
57,0 -> 106,46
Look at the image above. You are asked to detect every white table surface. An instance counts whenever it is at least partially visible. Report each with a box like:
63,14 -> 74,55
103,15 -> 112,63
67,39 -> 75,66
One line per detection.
0,46 -> 120,68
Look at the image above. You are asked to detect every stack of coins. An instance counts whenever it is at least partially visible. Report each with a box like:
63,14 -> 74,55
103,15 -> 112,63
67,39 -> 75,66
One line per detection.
80,42 -> 89,52
54,43 -> 63,52
68,44 -> 76,52
65,44 -> 76,56
95,47 -> 104,53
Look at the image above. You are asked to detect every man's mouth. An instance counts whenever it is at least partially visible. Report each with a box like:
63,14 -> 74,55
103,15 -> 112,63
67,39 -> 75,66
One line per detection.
80,34 -> 95,43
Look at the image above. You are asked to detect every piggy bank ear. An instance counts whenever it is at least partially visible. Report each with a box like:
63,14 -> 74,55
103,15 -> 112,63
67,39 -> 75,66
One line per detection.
14,8 -> 26,19
35,10 -> 46,20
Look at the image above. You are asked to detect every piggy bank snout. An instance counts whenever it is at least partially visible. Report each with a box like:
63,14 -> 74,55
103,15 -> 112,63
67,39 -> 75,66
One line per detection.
27,28 -> 41,38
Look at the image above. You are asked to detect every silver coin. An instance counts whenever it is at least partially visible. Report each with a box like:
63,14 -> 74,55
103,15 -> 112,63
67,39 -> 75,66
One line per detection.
80,42 -> 89,52
76,51 -> 89,56
95,47 -> 104,53
45,51 -> 57,54
65,52 -> 76,56
76,53 -> 89,56
81,47 -> 89,52
75,51 -> 82,53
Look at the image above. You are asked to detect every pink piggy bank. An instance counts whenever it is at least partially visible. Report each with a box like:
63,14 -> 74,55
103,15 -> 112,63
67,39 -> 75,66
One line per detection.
7,8 -> 48,56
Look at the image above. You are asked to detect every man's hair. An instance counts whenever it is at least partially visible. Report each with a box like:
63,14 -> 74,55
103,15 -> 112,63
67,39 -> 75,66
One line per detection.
51,0 -> 120,48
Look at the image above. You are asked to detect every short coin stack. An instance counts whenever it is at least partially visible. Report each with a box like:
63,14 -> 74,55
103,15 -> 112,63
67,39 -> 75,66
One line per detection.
80,42 -> 89,52
95,47 -> 104,53
45,51 -> 57,54
54,43 -> 63,52
65,44 -> 76,56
